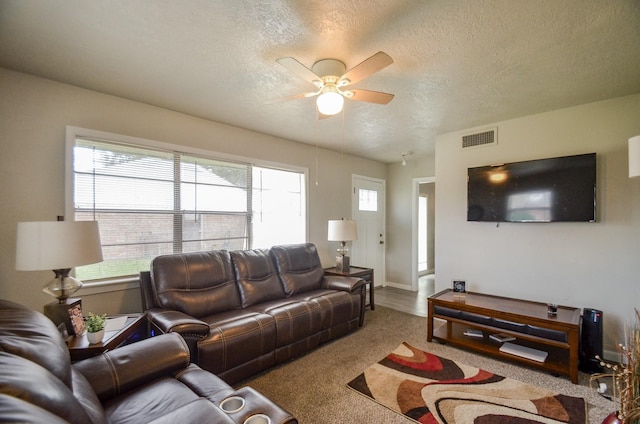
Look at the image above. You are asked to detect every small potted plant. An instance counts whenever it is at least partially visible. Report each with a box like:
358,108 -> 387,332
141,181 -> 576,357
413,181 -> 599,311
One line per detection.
85,312 -> 108,344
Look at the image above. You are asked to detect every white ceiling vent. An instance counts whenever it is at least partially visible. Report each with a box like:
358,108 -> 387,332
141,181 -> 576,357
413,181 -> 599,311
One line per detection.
462,127 -> 497,149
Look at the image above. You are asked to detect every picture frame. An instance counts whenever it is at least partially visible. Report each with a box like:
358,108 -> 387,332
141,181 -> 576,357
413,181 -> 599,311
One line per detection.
452,280 -> 466,293
68,302 -> 85,336
44,297 -> 84,336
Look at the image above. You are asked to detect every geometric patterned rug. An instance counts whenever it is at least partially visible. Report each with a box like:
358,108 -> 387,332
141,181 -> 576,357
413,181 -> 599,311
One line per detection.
347,342 -> 586,424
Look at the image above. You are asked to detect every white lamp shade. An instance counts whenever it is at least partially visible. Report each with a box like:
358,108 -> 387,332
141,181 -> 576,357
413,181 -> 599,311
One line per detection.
328,220 -> 358,242
16,221 -> 103,271
629,135 -> 640,178
316,91 -> 344,116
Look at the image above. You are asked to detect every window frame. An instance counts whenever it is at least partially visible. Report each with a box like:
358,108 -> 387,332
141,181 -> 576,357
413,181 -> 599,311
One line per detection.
65,126 -> 309,293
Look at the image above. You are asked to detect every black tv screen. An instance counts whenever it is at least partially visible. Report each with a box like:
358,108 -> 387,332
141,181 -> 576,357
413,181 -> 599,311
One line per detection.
467,153 -> 596,222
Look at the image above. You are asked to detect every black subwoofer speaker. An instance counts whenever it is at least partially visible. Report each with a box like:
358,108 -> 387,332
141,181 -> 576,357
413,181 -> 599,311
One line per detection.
579,308 -> 603,373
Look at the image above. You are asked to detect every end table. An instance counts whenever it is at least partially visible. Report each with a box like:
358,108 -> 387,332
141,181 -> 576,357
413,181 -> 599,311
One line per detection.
324,266 -> 374,311
67,314 -> 147,362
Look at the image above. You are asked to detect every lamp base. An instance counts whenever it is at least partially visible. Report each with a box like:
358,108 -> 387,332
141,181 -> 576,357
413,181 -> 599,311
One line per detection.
336,255 -> 350,273
44,298 -> 82,336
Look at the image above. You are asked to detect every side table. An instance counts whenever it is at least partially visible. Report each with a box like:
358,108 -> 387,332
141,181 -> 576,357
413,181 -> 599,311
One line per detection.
67,314 -> 148,362
324,266 -> 374,311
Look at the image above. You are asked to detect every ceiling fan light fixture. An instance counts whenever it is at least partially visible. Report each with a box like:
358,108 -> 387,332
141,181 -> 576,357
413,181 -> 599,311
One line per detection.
316,90 -> 344,115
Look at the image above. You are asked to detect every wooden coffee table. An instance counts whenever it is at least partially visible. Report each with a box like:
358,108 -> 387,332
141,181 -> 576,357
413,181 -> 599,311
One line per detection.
427,289 -> 580,383
67,314 -> 147,362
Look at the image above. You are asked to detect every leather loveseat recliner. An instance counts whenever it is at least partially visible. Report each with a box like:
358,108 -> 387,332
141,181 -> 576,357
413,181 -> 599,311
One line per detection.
140,243 -> 365,384
0,299 -> 297,424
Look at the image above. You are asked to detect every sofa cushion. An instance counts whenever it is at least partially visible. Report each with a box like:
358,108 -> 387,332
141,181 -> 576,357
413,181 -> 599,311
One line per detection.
0,394 -> 70,424
102,378 -> 210,424
71,369 -> 108,424
301,289 -> 361,331
143,398 -> 236,424
0,352 -> 95,424
150,250 -> 241,317
252,299 -> 322,348
270,243 -> 324,295
173,364 -> 235,403
198,312 -> 277,378
231,249 -> 286,308
0,299 -> 72,387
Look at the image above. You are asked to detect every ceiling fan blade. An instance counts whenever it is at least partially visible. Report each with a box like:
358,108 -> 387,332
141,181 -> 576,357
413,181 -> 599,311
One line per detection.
276,57 -> 322,87
340,51 -> 393,86
349,89 -> 395,104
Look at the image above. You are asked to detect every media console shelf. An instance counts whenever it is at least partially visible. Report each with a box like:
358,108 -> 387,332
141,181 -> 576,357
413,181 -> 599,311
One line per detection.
427,289 -> 580,383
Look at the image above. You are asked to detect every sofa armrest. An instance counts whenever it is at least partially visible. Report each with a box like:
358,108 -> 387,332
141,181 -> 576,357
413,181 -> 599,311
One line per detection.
321,275 -> 365,292
146,308 -> 210,336
73,333 -> 190,402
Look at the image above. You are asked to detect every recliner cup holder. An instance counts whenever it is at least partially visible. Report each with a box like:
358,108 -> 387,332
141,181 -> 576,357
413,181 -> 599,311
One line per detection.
244,414 -> 271,424
220,396 -> 246,413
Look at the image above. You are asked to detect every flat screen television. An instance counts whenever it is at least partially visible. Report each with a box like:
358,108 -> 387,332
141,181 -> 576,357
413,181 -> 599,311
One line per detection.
467,153 -> 596,223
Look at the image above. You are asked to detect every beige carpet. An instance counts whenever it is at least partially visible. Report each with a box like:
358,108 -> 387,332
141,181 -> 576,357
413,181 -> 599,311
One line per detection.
239,306 -> 613,423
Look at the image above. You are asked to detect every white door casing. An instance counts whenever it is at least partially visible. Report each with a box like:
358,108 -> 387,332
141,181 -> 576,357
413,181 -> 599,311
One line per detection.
351,175 -> 385,287
412,177 -> 435,291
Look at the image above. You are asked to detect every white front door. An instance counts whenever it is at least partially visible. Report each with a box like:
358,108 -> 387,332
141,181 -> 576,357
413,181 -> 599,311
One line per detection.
351,175 -> 385,287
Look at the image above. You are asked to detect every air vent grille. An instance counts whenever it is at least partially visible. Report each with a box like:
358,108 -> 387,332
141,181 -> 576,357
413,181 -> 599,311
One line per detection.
462,128 -> 497,149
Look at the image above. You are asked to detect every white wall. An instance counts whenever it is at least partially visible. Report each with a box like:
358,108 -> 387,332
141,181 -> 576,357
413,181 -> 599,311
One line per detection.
435,93 -> 640,353
0,68 -> 385,314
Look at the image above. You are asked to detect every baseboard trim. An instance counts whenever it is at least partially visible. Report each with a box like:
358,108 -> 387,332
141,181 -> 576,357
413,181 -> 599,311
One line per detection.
383,281 -> 417,292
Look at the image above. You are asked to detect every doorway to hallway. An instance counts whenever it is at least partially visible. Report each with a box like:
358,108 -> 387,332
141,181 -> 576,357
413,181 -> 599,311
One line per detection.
412,177 -> 435,291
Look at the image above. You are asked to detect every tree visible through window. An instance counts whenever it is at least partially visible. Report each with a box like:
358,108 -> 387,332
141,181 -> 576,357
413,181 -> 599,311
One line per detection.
72,137 -> 305,281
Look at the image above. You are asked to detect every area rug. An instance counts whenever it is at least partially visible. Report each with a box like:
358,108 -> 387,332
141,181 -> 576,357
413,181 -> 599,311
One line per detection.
347,342 -> 586,424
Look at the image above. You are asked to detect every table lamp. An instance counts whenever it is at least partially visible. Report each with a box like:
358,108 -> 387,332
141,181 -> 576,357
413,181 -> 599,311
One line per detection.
16,220 -> 103,334
327,219 -> 358,272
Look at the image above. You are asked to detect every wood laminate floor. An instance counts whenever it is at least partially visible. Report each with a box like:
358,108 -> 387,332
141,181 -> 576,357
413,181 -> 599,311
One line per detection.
374,274 -> 435,317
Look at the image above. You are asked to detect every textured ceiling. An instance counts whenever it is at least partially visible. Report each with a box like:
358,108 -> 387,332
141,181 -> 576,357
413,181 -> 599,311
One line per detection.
1,0 -> 639,163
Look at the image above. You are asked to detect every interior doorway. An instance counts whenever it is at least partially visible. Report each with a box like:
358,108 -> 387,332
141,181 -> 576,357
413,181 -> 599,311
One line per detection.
412,177 -> 435,292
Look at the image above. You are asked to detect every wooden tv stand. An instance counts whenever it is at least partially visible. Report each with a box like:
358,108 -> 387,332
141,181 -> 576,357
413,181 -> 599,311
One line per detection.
427,289 -> 580,383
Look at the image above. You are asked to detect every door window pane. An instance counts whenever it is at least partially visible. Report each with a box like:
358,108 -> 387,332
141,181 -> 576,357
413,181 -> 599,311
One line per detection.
359,189 -> 378,212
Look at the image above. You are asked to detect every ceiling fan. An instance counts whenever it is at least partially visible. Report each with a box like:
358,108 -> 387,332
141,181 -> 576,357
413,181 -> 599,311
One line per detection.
274,51 -> 394,116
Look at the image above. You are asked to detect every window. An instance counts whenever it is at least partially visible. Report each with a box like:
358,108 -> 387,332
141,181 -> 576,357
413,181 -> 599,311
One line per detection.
358,189 -> 378,211
69,130 -> 306,282
252,167 -> 305,248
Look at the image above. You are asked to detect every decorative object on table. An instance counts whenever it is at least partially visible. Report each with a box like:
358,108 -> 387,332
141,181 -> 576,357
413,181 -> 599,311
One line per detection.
327,218 -> 357,272
452,280 -> 466,293
547,303 -> 558,315
348,342 -> 586,424
85,312 -> 108,344
68,301 -> 85,336
15,219 -> 103,334
591,309 -> 640,424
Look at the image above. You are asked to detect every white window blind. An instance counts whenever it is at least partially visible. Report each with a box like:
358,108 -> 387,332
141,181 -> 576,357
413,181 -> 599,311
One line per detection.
72,137 -> 304,281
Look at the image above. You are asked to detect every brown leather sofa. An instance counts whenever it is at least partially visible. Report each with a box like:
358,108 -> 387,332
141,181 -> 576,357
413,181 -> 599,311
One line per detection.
140,243 -> 365,384
0,299 -> 297,424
